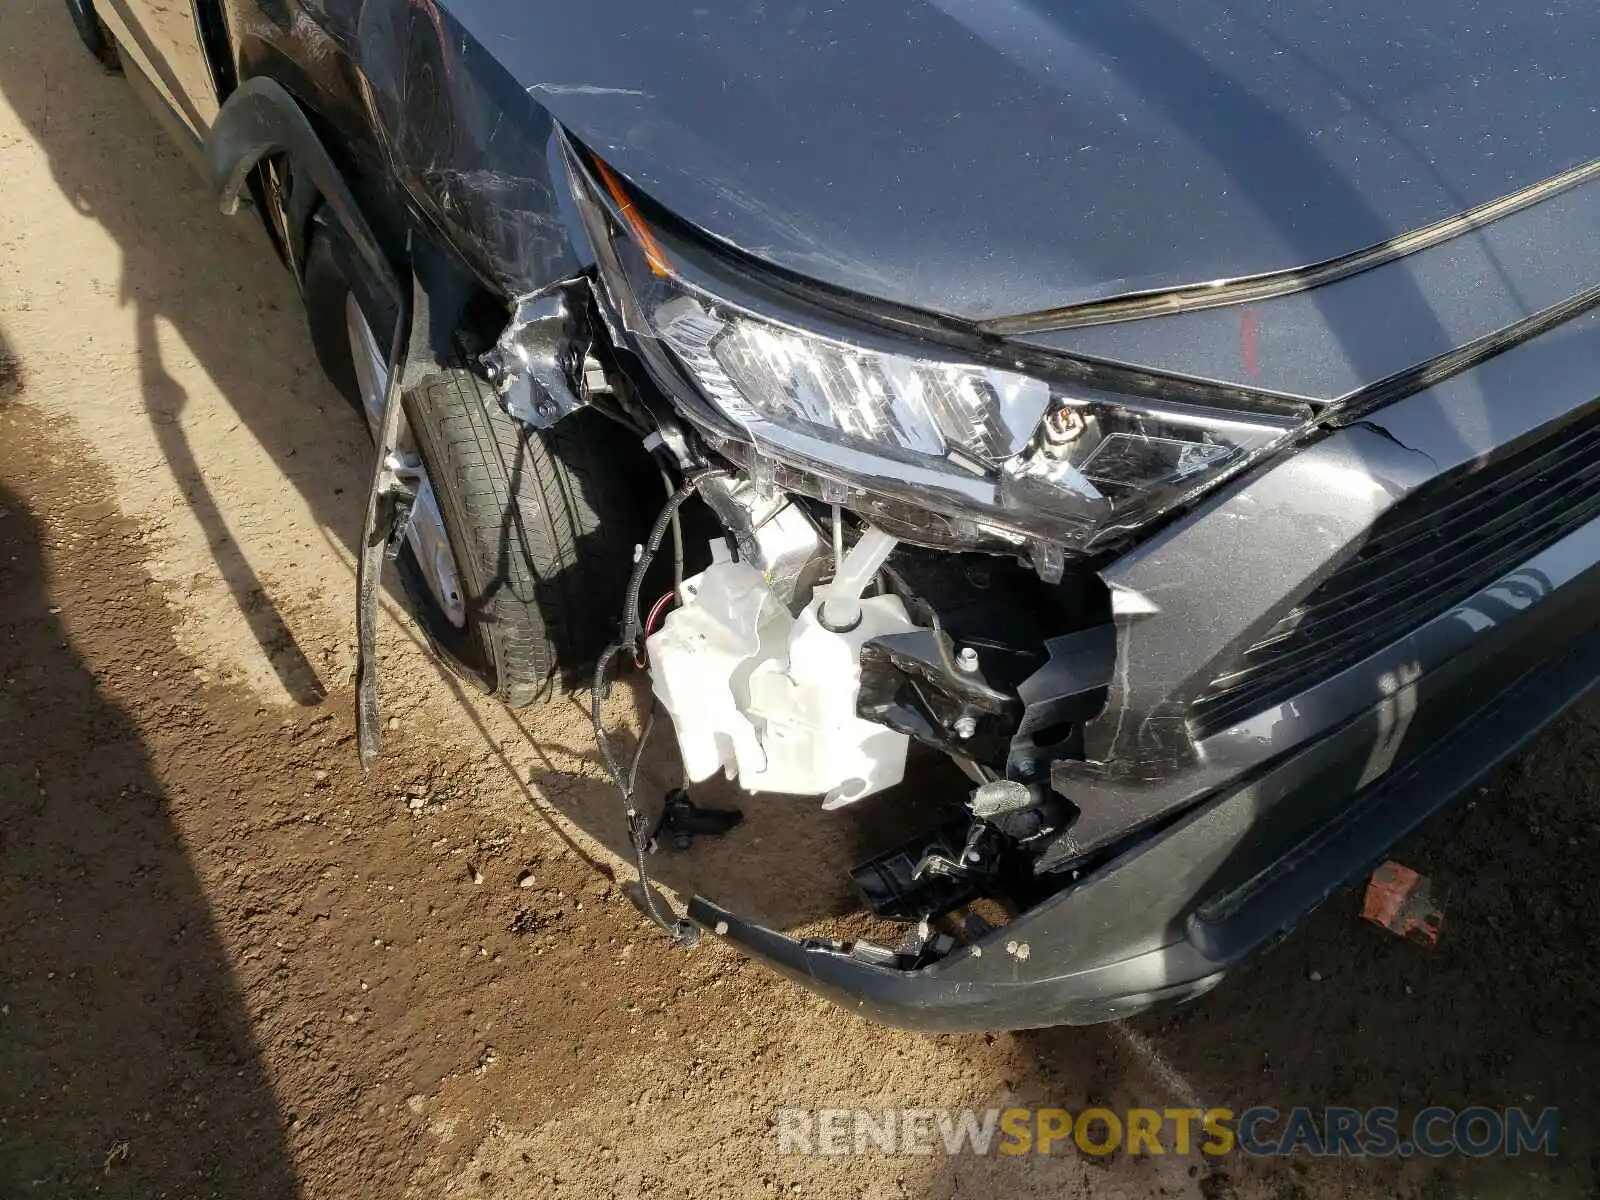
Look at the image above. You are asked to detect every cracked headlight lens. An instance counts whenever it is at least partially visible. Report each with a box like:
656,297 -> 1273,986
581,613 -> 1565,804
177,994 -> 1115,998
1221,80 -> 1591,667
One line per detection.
584,158 -> 1311,557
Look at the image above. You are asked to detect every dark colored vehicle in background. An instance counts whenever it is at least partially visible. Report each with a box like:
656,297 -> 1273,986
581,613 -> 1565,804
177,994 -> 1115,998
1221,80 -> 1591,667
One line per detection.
66,0 -> 1600,1029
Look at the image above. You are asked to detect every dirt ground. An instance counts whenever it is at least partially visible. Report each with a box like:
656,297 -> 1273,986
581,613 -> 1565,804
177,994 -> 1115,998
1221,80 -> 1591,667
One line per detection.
2,5 -> 1598,1197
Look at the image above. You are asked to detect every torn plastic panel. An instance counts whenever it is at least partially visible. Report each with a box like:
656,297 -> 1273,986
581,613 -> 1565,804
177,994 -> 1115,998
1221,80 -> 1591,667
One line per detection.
523,258 -> 1139,971
353,269 -> 420,768
331,119 -> 1233,1009
525,144 -> 1556,976
683,610 -> 1600,1028
456,145 -> 1134,841
682,898 -> 1225,1032
465,263 -> 1134,952
208,75 -> 416,766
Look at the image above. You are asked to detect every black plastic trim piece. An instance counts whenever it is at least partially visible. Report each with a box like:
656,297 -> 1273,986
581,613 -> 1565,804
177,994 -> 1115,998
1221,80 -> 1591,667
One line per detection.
980,158 -> 1600,336
206,76 -> 402,308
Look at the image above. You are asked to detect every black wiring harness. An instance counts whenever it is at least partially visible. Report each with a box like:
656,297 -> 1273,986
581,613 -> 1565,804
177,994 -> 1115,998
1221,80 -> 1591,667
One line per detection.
589,469 -> 728,946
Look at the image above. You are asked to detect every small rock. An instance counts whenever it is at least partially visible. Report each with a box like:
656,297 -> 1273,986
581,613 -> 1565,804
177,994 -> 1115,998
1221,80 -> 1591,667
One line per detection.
1308,969 -> 1324,982
471,866 -> 485,885
406,1094 -> 427,1115
517,870 -> 536,888
313,770 -> 329,783
387,716 -> 400,731
407,795 -> 426,812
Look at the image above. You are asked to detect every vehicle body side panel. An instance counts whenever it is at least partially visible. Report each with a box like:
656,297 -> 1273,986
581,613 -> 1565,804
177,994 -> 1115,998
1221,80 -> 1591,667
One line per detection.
222,0 -> 586,297
97,0 -> 220,135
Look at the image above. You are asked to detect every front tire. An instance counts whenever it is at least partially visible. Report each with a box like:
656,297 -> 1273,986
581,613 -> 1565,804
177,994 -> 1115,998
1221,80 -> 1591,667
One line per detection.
301,221 -> 648,705
401,367 -> 648,706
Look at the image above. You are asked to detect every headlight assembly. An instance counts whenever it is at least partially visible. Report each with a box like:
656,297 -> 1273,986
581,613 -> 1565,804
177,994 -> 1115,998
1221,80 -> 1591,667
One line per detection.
577,152 -> 1313,563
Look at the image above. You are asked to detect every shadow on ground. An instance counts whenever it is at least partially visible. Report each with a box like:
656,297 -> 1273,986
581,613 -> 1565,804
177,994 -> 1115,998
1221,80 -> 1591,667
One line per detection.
1,5 -> 355,706
0,384 -> 298,1197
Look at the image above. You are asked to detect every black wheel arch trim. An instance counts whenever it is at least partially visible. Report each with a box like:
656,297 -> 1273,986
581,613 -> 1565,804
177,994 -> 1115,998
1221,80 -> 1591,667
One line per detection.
207,76 -> 403,311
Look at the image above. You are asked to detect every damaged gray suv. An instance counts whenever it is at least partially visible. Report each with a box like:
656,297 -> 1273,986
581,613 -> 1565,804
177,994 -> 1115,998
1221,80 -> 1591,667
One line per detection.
71,0 -> 1600,1028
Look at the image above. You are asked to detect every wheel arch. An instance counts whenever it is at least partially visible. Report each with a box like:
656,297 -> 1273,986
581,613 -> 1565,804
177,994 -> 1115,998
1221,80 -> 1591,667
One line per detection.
210,72 -> 518,370
208,76 -> 402,306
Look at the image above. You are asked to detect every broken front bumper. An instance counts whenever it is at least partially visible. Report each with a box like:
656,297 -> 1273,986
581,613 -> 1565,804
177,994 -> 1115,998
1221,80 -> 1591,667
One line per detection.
693,313 -> 1600,1030
692,613 -> 1600,1030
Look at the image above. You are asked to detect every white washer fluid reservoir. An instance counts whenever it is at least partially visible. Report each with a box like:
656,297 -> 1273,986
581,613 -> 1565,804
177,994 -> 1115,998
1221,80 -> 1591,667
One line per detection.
646,560 -> 917,808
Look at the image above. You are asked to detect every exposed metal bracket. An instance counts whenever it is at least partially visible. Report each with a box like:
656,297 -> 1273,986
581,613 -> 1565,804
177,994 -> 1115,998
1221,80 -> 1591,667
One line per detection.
481,282 -> 595,430
1028,539 -> 1066,584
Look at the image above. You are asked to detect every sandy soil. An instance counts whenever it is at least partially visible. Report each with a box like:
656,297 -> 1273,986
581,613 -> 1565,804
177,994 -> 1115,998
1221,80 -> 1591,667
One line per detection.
2,4 -> 1598,1197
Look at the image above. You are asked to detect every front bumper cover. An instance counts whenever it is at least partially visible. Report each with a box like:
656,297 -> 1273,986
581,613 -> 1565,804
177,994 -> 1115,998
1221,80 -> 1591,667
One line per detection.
691,611 -> 1600,1029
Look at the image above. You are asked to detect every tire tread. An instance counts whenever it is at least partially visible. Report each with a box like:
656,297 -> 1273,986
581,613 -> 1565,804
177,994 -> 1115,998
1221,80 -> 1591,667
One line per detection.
404,369 -> 629,707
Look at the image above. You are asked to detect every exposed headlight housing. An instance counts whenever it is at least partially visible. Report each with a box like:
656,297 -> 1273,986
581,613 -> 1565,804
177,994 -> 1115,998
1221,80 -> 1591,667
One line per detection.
576,152 -> 1313,563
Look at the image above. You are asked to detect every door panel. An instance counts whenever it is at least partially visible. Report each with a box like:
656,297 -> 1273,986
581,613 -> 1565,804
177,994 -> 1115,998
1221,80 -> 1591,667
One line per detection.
98,0 -> 220,135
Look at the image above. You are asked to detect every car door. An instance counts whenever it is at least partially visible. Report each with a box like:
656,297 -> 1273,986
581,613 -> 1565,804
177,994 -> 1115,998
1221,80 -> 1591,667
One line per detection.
94,0 -> 221,139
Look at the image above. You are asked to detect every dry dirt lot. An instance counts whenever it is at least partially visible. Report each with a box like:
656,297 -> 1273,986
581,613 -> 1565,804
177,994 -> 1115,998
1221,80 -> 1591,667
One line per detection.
2,4 -> 1599,1197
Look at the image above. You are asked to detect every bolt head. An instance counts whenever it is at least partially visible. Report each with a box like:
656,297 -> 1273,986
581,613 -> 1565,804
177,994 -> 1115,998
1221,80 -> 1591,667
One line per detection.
955,646 -> 979,672
953,715 -> 978,739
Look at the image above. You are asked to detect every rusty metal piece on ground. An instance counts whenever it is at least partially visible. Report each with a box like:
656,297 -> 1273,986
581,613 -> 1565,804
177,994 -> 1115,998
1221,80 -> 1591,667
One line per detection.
1361,860 -> 1443,946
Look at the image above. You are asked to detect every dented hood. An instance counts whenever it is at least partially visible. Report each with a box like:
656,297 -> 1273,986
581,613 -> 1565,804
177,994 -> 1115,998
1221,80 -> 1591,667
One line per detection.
444,0 -> 1599,324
